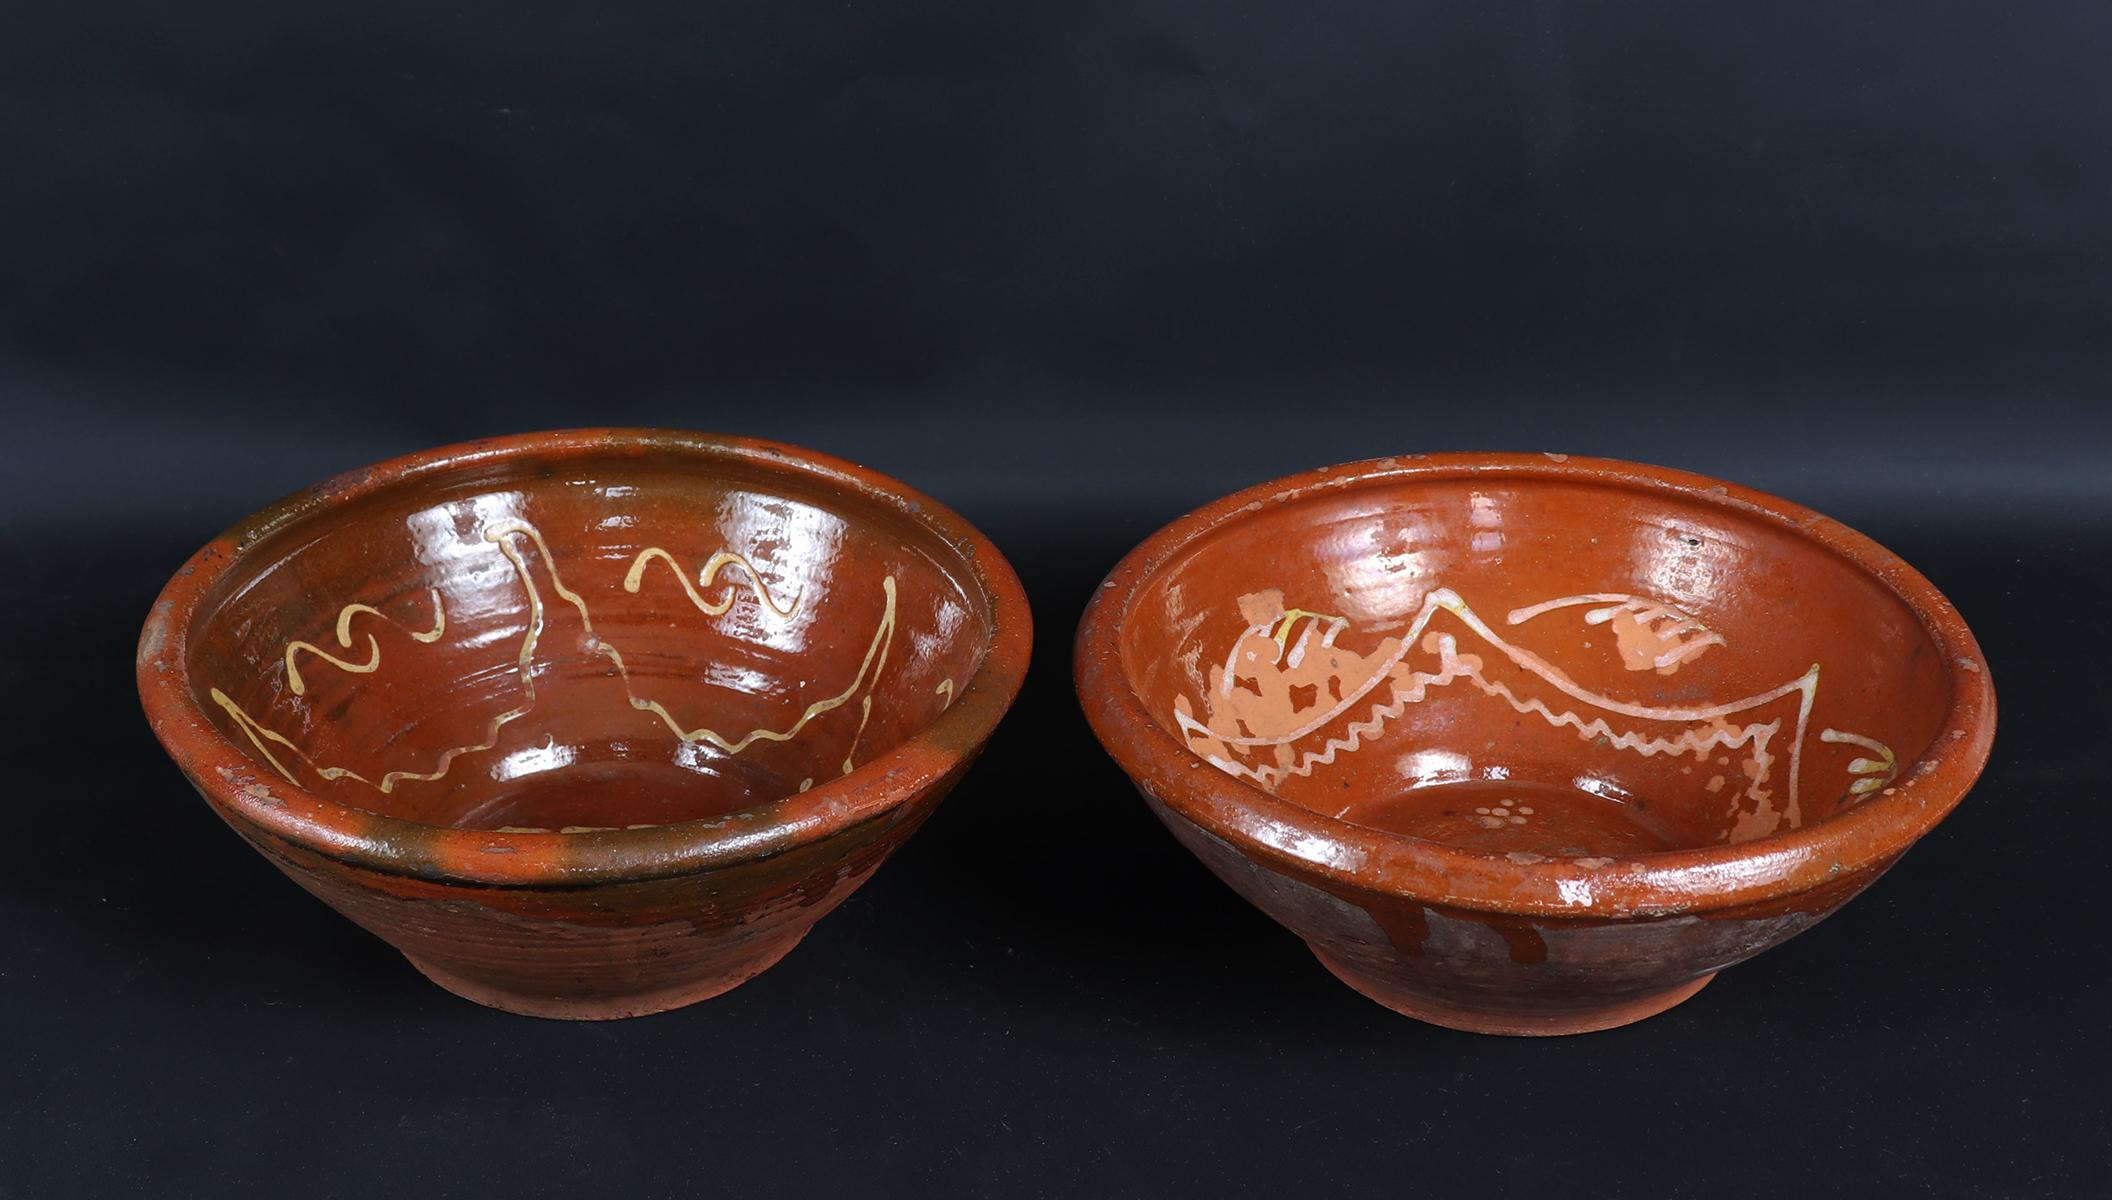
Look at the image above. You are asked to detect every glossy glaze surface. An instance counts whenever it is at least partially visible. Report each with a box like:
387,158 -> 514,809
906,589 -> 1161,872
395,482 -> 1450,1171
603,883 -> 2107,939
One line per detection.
1077,453 -> 1994,1035
139,430 -> 1030,1019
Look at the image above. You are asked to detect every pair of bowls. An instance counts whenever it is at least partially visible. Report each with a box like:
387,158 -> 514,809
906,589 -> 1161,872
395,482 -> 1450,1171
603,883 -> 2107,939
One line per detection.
138,431 -> 1994,1032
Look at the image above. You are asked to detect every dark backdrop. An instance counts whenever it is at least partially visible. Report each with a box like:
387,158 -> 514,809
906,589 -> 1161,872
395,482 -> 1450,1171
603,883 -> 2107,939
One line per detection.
2,2 -> 2106,1196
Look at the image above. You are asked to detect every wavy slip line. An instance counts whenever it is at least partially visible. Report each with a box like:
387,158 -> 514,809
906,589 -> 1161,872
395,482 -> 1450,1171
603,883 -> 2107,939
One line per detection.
214,520 -> 897,795
284,588 -> 446,696
216,549 -> 551,793
488,521 -> 899,761
215,579 -> 539,795
1199,589 -> 1811,749
1192,686 -> 1780,799
1179,587 -> 1822,817
1473,677 -> 1782,765
1469,673 -> 1786,818
1182,633 -> 1788,801
284,637 -> 379,695
622,547 -> 801,620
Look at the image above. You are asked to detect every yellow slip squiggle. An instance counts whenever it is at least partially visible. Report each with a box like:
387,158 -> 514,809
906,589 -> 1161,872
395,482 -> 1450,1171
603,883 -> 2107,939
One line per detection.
283,636 -> 380,697
284,588 -> 446,696
216,560 -> 542,792
213,521 -> 896,796
488,521 -> 899,759
623,547 -> 801,619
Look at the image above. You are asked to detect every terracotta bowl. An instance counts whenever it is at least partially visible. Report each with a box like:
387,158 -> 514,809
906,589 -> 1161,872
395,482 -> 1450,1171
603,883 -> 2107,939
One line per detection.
1077,453 -> 1994,1035
138,430 -> 1029,1019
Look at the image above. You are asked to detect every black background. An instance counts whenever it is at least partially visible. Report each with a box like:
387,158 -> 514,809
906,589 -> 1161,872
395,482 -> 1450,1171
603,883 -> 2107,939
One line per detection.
3,2 -> 2108,1195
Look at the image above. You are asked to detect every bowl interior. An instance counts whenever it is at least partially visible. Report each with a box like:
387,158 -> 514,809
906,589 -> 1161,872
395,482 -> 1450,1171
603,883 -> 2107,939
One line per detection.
189,445 -> 991,832
1120,471 -> 1952,855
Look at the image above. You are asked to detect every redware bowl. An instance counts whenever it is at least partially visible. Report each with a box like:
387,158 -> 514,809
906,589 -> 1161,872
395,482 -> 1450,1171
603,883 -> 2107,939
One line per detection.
1076,453 -> 1994,1035
138,429 -> 1029,1019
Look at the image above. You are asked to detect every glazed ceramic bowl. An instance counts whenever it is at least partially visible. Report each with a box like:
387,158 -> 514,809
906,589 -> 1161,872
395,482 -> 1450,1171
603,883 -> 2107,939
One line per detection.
139,430 -> 1029,1019
1077,453 -> 1994,1035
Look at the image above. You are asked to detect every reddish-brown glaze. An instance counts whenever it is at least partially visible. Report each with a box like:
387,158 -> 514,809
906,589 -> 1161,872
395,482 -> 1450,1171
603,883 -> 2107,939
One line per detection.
1077,453 -> 1994,1035
139,430 -> 1029,1019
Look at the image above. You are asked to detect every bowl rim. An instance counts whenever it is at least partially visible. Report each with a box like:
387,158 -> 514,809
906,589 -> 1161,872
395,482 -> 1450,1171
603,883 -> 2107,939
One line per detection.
138,428 -> 1032,888
1074,451 -> 1996,918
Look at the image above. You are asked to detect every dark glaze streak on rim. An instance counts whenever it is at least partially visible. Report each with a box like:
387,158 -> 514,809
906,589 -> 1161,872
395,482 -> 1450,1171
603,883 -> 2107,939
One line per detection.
1075,453 -> 1997,919
138,429 -> 1032,888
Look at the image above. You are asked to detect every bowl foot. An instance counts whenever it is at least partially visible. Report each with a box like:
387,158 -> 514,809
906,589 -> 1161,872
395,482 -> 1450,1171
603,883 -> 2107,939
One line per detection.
1311,946 -> 1714,1036
404,933 -> 806,1020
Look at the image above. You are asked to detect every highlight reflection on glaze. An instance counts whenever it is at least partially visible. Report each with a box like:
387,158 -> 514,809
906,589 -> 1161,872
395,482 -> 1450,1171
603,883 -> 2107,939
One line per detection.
212,521 -> 899,796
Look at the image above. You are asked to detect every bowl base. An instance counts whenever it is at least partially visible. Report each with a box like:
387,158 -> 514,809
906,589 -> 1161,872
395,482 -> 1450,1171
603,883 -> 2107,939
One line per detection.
404,932 -> 807,1020
1311,946 -> 1714,1036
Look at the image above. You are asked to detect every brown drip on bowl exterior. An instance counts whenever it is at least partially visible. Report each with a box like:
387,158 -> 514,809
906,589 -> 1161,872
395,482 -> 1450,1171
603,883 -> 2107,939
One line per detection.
138,430 -> 1030,1019
1078,452 -> 1995,1036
